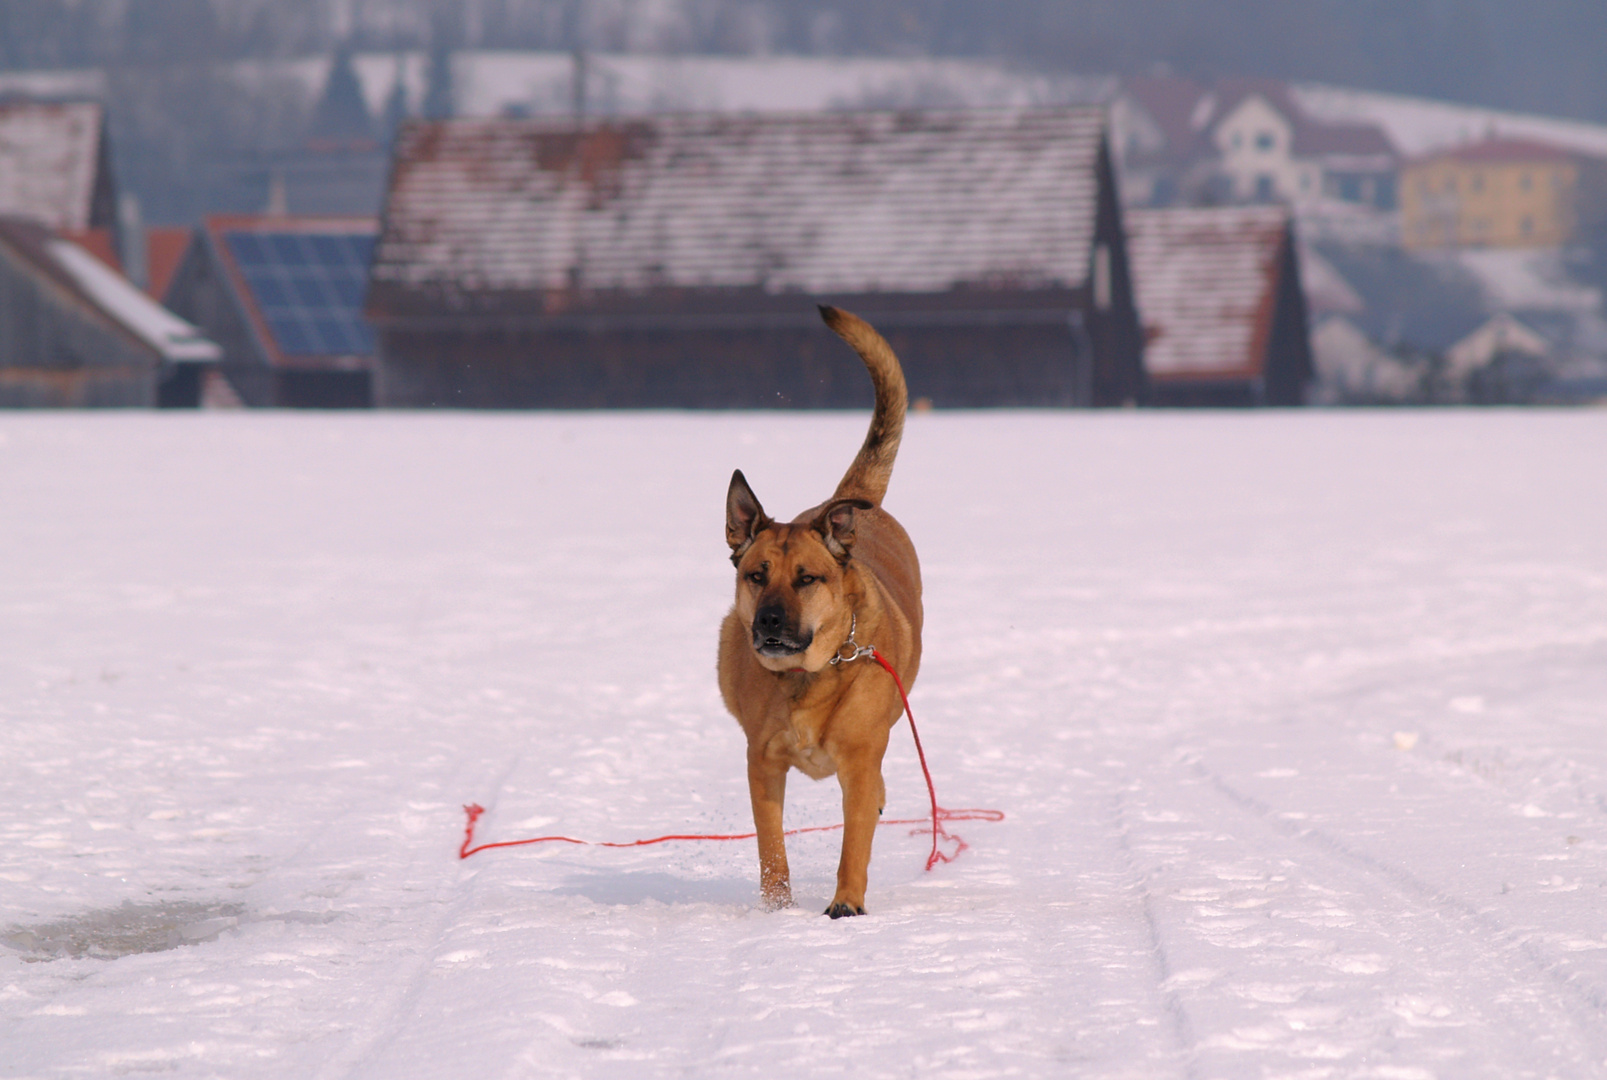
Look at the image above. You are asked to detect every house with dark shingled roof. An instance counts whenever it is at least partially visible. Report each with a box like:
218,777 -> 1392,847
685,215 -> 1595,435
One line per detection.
365,107 -> 1144,409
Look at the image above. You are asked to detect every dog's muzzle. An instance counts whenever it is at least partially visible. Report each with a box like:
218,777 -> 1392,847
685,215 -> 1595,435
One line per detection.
752,604 -> 812,657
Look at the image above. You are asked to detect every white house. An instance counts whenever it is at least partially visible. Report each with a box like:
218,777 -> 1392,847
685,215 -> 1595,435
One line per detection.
1443,312 -> 1550,383
1113,77 -> 1398,212
1208,80 -> 1398,209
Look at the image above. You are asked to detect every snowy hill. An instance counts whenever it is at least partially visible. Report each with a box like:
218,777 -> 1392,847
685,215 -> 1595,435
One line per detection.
3,410 -> 1606,1077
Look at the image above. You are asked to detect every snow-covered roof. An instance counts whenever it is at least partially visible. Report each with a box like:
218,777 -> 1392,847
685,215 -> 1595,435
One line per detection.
46,239 -> 221,362
0,101 -> 106,231
1444,313 -> 1550,380
1126,205 -> 1291,379
370,107 -> 1110,311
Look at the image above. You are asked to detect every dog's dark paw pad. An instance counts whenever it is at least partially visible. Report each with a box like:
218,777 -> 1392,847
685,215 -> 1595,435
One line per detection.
824,902 -> 866,919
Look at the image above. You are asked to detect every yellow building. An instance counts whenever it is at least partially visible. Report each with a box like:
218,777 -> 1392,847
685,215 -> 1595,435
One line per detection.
1401,139 -> 1579,249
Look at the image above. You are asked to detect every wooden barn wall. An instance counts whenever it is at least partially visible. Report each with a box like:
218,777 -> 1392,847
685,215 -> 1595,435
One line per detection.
0,244 -> 157,407
1261,232 -> 1315,407
376,322 -> 1093,409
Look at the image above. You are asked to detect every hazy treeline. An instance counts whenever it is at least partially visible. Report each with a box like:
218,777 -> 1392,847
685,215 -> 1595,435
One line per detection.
3,0 -> 1607,125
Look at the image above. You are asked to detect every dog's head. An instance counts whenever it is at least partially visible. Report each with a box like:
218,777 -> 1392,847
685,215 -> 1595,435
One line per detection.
725,470 -> 870,673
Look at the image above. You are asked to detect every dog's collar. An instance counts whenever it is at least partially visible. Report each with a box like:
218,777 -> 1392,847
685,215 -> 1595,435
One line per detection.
828,612 -> 875,666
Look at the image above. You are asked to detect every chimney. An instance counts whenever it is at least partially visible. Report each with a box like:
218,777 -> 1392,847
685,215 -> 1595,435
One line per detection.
117,192 -> 148,292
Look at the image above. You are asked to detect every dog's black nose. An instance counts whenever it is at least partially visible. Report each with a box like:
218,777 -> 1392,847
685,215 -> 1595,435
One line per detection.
754,605 -> 786,636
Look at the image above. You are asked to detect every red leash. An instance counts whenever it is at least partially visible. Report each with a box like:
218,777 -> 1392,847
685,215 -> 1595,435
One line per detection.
460,650 -> 1002,866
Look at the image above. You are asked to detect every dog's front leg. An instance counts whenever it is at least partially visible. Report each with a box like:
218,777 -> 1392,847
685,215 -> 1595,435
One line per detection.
826,751 -> 887,918
747,751 -> 793,909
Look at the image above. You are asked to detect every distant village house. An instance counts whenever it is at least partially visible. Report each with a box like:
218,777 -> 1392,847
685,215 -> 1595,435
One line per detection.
1400,138 -> 1601,249
1111,78 -> 1397,212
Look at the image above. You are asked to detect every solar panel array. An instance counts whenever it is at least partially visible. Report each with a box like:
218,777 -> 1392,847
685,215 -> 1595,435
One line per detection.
224,230 -> 376,358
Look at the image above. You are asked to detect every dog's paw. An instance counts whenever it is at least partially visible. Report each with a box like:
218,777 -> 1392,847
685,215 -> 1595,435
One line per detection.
824,902 -> 866,919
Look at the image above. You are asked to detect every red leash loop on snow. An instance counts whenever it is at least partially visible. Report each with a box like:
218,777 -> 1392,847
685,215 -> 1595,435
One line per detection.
866,647 -> 995,871
459,653 -> 1003,864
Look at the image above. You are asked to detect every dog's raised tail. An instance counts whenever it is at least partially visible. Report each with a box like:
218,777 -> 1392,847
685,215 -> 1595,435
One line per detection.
819,305 -> 908,505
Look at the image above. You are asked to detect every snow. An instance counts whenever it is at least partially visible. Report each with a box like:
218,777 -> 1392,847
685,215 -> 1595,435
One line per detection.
1294,83 -> 1607,161
1446,248 -> 1604,316
2,409 -> 1607,1078
46,240 -> 222,363
0,103 -> 104,234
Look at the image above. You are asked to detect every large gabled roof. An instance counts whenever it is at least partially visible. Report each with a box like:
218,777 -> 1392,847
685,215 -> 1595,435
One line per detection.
369,107 -> 1110,316
0,101 -> 108,231
1126,205 -> 1292,381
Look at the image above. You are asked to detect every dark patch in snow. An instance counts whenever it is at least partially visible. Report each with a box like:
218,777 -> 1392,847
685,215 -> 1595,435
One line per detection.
2,901 -> 245,962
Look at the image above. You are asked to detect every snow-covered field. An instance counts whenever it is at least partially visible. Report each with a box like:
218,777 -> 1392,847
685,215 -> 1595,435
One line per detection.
3,409 -> 1606,1079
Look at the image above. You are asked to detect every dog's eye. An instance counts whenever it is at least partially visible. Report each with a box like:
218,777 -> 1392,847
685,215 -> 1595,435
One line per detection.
746,571 -> 766,586
796,573 -> 818,587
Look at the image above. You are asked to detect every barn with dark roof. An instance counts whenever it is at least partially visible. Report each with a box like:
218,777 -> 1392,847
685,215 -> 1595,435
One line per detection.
366,108 -> 1144,409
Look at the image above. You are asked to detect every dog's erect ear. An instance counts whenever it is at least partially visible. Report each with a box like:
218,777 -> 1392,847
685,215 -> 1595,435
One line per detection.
726,470 -> 771,565
811,498 -> 874,563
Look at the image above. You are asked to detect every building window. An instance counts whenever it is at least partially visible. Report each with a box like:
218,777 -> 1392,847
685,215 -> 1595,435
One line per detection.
1521,215 -> 1534,235
1254,174 -> 1275,201
1471,172 -> 1484,192
1255,131 -> 1275,151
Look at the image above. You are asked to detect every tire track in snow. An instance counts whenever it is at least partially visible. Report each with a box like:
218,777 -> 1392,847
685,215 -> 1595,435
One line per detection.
1118,755 -> 1607,1077
1197,758 -> 1607,1030
309,753 -> 528,1080
1111,787 -> 1201,1080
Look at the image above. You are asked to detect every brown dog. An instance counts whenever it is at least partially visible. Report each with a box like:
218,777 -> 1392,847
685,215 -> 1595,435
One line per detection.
718,306 -> 922,918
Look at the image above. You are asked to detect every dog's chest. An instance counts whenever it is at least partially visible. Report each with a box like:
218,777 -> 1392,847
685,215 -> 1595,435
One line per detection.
785,737 -> 838,780
767,705 -> 839,780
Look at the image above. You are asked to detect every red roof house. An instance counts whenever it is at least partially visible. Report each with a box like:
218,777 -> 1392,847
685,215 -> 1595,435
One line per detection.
1127,205 -> 1313,405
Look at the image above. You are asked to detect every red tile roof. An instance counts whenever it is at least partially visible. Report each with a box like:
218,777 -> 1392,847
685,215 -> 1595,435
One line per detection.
1418,137 -> 1577,165
1126,205 -> 1291,380
145,227 -> 193,301
1121,76 -> 1213,153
